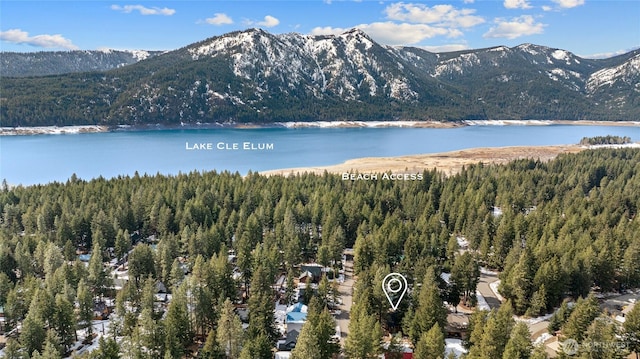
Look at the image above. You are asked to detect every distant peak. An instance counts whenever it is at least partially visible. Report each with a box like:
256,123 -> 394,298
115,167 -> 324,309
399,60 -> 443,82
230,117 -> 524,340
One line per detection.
245,27 -> 267,34
341,28 -> 369,37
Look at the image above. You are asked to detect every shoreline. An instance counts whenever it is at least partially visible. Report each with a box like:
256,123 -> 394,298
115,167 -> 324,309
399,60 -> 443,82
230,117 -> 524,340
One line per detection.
2,120 -> 639,136
5,144 -> 638,188
259,144 -> 628,177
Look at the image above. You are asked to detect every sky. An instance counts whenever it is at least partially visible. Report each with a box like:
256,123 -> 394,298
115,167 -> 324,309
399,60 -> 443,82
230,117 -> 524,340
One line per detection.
0,0 -> 638,58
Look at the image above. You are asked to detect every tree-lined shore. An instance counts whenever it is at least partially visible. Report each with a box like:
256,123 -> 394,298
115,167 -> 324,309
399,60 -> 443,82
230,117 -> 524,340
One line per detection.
1,147 -> 640,358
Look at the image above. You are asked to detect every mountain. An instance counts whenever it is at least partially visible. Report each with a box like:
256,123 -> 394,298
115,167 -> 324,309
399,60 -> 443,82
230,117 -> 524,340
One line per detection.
1,28 -> 638,127
0,49 -> 162,77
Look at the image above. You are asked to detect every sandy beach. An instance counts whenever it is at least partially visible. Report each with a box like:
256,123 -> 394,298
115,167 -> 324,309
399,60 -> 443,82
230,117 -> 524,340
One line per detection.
259,144 -> 588,177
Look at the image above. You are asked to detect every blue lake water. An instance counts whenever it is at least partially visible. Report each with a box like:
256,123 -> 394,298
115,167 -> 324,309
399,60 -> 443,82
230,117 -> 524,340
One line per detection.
1,125 -> 639,186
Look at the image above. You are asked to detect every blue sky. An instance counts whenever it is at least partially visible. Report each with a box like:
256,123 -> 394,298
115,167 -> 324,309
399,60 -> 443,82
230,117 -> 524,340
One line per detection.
1,0 -> 638,58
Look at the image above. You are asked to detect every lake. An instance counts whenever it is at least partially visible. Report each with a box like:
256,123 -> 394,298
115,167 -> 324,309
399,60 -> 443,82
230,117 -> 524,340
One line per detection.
1,124 -> 639,186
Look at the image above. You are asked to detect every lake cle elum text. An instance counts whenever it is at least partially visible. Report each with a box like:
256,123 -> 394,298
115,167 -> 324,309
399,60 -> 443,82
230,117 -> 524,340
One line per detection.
185,142 -> 275,151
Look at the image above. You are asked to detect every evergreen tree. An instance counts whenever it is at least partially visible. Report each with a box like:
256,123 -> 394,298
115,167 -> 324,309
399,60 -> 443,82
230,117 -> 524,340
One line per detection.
164,284 -> 192,358
450,252 -> 480,307
548,300 -> 572,334
43,330 -> 63,359
53,294 -> 76,352
345,299 -> 382,359
291,321 -> 322,359
115,229 -> 131,261
502,322 -> 533,359
169,258 -> 184,288
580,316 -> 626,359
93,337 -> 121,359
292,305 -> 339,359
530,344 -> 549,359
464,310 -> 488,350
500,249 -> 535,315
3,338 -> 24,359
20,310 -> 46,355
216,299 -> 244,359
88,242 -> 108,296
624,302 -> 640,359
77,279 -> 94,338
239,334 -> 272,359
139,307 -> 165,358
201,328 -> 224,359
525,284 -> 547,317
562,295 -> 600,343
414,324 -> 445,359
0,272 -> 13,307
284,269 -> 295,305
409,268 -> 448,344
467,301 -> 515,359
128,244 -> 155,285
246,263 -> 278,343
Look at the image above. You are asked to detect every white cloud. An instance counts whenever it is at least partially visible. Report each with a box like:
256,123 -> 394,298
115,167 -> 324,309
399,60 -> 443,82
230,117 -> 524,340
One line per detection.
552,0 -> 585,8
245,15 -> 280,28
503,0 -> 532,9
311,22 -> 460,45
384,3 -> 484,28
420,43 -> 469,52
581,46 -> 640,59
310,26 -> 348,36
483,15 -> 545,39
110,4 -> 175,16
311,2 -> 485,46
205,13 -> 233,26
542,5 -> 553,11
463,0 -> 475,3
0,28 -> 79,49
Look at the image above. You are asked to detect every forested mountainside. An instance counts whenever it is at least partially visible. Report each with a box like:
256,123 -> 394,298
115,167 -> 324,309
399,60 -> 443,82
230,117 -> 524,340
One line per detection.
0,148 -> 639,357
1,28 -> 639,127
0,50 -> 162,77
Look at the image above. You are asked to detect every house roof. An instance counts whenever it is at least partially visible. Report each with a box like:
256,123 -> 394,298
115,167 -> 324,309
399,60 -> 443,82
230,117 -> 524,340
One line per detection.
286,312 -> 307,323
298,270 -> 313,280
623,302 -> 636,315
286,302 -> 308,313
285,329 -> 299,344
300,264 -> 323,276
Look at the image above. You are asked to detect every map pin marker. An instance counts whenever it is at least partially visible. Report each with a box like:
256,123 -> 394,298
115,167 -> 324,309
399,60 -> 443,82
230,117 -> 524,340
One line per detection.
382,272 -> 408,311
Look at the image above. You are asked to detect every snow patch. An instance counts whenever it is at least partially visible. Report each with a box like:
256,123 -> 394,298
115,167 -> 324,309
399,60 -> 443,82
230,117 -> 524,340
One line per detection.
586,54 -> 640,92
129,50 -> 150,61
0,125 -> 109,136
534,332 -> 553,345
551,49 -> 570,63
476,289 -> 491,311
445,338 -> 467,358
489,279 -> 505,302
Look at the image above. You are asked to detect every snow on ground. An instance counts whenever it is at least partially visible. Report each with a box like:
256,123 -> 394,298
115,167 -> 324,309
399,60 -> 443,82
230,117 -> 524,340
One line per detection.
586,143 -> 640,149
445,338 -> 467,358
0,125 -> 109,136
515,312 -> 553,326
534,332 -> 554,346
456,236 -> 469,249
489,279 -> 505,302
476,290 -> 491,311
463,120 -> 553,126
480,267 -> 499,276
66,319 -> 111,358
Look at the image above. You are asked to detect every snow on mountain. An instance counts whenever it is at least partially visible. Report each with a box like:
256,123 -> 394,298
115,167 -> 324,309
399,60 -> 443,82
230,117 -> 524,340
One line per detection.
186,28 -> 420,101
586,53 -> 640,93
3,28 -> 639,125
